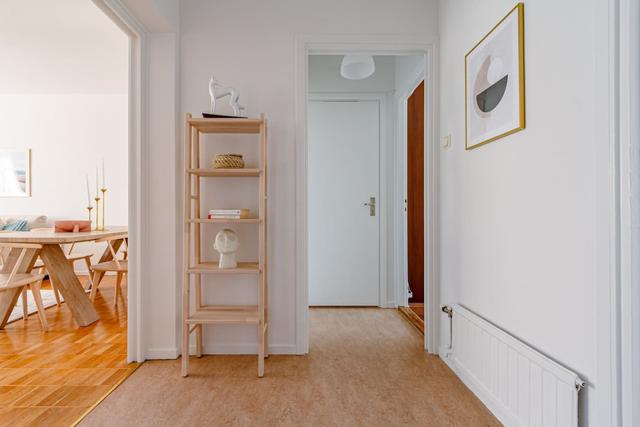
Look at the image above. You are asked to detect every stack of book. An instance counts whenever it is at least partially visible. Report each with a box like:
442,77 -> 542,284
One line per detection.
208,209 -> 250,219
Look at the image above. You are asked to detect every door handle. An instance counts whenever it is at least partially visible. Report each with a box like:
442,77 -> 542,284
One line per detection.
363,197 -> 376,216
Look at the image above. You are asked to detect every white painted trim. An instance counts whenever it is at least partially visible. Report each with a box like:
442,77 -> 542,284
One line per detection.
618,0 -> 640,425
307,92 -> 391,308
148,344 -> 298,359
592,0 -> 640,424
92,0 -> 148,363
594,0 -> 618,420
294,34 -> 439,355
146,347 -> 180,360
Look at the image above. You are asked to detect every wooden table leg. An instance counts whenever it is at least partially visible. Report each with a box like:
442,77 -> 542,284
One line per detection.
92,239 -> 123,287
0,247 -> 39,329
39,244 -> 99,327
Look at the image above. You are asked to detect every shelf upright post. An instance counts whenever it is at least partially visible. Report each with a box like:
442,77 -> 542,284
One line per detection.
182,113 -> 193,377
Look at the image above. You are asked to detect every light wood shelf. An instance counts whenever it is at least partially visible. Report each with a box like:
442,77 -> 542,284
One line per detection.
187,117 -> 262,134
182,114 -> 268,378
186,308 -> 260,325
187,218 -> 261,224
187,168 -> 261,177
187,262 -> 260,274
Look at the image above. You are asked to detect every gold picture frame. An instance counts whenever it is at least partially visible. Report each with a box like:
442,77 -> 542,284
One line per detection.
0,148 -> 31,197
465,3 -> 525,150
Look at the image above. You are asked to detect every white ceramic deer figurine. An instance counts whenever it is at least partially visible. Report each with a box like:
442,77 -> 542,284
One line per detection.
208,75 -> 246,116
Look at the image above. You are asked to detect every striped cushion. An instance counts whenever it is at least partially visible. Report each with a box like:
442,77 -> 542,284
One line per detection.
2,219 -> 28,231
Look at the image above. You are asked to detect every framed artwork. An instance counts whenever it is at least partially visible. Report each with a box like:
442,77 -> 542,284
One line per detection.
0,148 -> 31,197
465,3 -> 525,150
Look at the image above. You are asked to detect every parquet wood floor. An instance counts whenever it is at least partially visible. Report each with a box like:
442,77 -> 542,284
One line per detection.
0,277 -> 136,427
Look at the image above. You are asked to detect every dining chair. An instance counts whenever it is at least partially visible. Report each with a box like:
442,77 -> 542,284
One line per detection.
90,234 -> 128,307
0,243 -> 48,330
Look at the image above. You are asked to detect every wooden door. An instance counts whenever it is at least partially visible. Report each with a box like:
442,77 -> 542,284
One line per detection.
308,100 -> 380,306
407,81 -> 424,303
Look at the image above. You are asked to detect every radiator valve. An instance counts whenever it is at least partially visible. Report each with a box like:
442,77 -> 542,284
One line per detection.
441,305 -> 452,318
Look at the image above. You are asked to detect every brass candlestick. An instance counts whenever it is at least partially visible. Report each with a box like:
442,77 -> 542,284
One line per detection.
94,196 -> 101,231
87,206 -> 93,223
100,188 -> 107,231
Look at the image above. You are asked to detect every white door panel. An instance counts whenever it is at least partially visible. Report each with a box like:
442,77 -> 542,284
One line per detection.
308,100 -> 380,306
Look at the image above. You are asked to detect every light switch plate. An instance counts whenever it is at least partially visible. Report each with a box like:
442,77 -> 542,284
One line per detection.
443,134 -> 452,149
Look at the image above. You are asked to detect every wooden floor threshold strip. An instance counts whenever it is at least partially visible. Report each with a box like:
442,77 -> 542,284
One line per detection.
398,306 -> 424,335
71,362 -> 141,427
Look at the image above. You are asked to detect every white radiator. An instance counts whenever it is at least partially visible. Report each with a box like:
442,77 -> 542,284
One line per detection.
448,304 -> 584,427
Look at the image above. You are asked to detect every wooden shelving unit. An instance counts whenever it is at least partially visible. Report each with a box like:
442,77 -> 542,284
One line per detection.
182,113 -> 268,377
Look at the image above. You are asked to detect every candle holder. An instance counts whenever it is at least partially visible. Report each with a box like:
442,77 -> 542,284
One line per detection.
87,206 -> 93,223
100,188 -> 107,231
94,196 -> 101,231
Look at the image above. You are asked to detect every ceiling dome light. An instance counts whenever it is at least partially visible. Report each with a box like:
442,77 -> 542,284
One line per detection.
340,55 -> 375,80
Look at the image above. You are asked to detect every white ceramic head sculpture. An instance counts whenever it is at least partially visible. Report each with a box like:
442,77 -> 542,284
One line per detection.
214,228 -> 240,269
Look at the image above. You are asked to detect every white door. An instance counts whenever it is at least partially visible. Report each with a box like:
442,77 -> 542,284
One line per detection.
308,100 -> 380,306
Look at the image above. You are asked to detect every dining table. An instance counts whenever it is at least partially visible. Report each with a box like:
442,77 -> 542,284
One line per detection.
0,226 -> 128,329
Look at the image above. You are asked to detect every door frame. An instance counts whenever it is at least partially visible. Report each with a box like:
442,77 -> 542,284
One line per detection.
92,0 -> 147,362
307,93 -> 389,308
294,34 -> 439,354
396,74 -> 426,309
596,0 -> 640,424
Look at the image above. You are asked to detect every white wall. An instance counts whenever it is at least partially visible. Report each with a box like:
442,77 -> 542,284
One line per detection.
143,31 -> 181,359
0,0 -> 127,94
0,0 -> 128,227
394,55 -> 424,96
178,0 -> 438,354
438,0 -> 601,423
0,95 -> 127,225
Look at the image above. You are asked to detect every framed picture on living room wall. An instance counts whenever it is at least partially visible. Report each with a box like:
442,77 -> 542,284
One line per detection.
0,148 -> 31,197
465,3 -> 525,150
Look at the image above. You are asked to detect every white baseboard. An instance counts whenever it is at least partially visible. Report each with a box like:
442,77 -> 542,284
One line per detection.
145,344 -> 299,360
438,345 -> 453,360
145,347 -> 180,359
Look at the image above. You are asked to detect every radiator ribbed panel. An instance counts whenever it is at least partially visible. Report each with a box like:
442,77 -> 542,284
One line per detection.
451,304 -> 581,427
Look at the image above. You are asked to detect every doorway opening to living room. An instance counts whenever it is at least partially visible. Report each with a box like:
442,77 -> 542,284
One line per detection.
0,0 -> 136,418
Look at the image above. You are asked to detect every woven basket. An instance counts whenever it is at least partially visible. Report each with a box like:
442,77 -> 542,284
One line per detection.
212,154 -> 245,169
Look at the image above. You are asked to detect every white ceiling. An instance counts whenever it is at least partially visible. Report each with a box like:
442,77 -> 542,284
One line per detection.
0,0 -> 128,94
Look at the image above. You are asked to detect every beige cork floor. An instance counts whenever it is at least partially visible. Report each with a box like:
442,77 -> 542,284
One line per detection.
81,308 -> 500,426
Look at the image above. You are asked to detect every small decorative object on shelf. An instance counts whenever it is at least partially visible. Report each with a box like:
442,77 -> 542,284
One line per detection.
100,187 -> 107,231
208,209 -> 250,219
208,75 -> 246,117
54,220 -> 91,233
212,154 -> 244,169
94,196 -> 101,231
85,175 -> 93,222
100,158 -> 108,231
213,229 -> 240,269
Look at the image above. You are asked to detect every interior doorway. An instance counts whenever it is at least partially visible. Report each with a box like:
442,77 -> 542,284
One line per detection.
400,80 -> 425,333
295,36 -> 437,355
303,51 -> 431,352
0,0 -> 137,417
